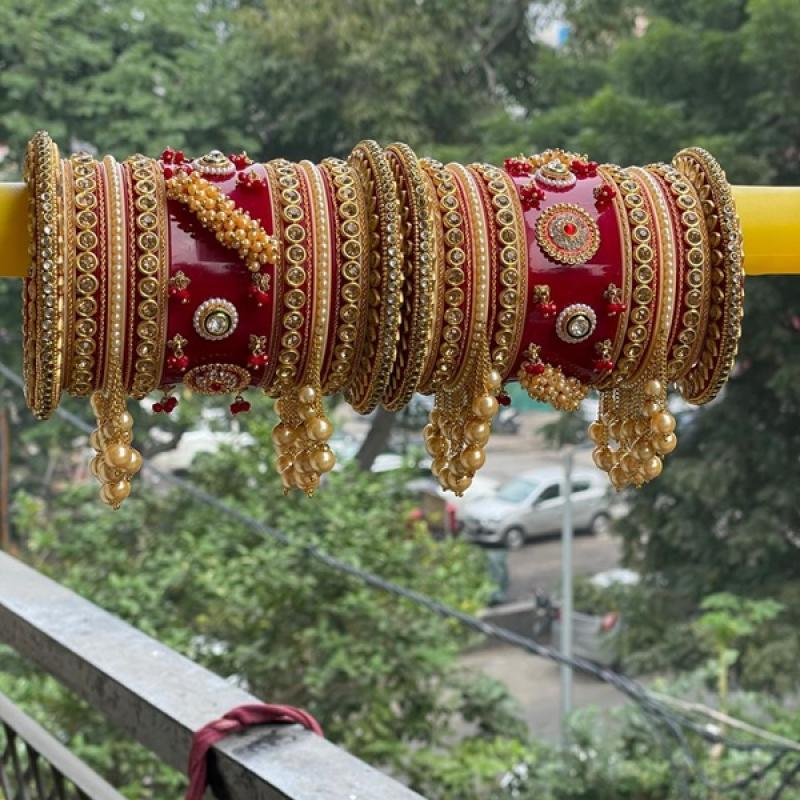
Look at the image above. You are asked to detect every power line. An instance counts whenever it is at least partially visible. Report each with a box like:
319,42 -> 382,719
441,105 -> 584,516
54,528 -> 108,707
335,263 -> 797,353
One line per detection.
0,360 -> 797,798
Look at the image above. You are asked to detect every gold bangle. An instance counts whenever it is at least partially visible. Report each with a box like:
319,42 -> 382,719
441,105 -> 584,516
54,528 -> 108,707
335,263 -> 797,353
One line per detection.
61,158 -> 76,393
345,140 -> 404,414
383,143 -> 436,411
471,162 -> 527,381
596,166 -> 633,390
648,163 -> 710,383
258,161 -> 284,390
424,163 -> 500,496
87,156 -> 143,509
23,131 -> 65,419
418,158 -> 469,391
271,161 -> 337,496
319,157 -> 370,395
67,154 -> 102,396
126,155 -> 169,399
267,159 -> 310,395
672,147 -> 744,405
603,167 -> 658,385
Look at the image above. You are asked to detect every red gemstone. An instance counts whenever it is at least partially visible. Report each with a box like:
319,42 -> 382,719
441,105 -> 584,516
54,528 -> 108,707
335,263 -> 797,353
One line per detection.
167,354 -> 189,372
174,150 -> 185,164
178,288 -> 191,304
542,302 -> 557,318
210,381 -> 222,392
525,362 -> 546,375
248,353 -> 268,368
165,396 -> 178,411
504,158 -> 533,177
168,285 -> 179,298
497,393 -> 511,406
231,399 -> 251,415
563,222 -> 578,236
607,302 -> 625,316
162,166 -> 174,179
594,359 -> 614,372
161,147 -> 175,163
152,402 -> 163,413
248,284 -> 270,306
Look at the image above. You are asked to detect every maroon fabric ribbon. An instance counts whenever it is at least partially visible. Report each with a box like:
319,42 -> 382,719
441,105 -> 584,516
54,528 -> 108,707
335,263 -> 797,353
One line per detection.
185,703 -> 324,800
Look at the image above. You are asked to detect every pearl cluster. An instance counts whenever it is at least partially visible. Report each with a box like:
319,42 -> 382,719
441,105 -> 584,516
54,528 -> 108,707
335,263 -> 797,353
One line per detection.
590,379 -> 677,489
273,385 -> 336,496
166,170 -> 278,274
425,370 -> 501,496
518,361 -> 587,413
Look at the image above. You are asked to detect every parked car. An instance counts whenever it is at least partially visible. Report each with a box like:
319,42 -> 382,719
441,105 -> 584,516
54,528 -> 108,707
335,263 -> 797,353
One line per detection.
407,474 -> 499,538
461,466 -> 613,549
550,568 -> 640,668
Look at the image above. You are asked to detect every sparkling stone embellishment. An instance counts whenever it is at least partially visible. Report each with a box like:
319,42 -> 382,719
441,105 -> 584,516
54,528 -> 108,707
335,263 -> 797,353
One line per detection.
193,298 -> 239,340
556,303 -> 597,344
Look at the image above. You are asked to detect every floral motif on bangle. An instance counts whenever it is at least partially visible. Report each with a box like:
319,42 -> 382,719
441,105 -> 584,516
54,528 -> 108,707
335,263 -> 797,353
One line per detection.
535,203 -> 600,266
185,363 -> 250,395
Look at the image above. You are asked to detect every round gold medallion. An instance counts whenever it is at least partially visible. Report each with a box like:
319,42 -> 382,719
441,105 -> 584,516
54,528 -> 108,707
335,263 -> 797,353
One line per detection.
184,363 -> 251,395
535,203 -> 600,266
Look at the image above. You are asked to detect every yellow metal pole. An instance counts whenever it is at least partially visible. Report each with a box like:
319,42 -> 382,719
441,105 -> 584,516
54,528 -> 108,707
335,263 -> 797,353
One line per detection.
732,186 -> 800,276
0,183 -> 28,279
0,182 -> 798,278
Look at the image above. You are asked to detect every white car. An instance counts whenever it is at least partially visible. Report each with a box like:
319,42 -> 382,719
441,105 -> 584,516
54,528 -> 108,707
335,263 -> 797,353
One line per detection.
461,467 -> 612,549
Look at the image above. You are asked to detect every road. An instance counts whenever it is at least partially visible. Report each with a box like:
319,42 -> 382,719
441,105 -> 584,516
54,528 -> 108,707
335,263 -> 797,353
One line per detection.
467,421 -> 627,739
505,531 -> 621,601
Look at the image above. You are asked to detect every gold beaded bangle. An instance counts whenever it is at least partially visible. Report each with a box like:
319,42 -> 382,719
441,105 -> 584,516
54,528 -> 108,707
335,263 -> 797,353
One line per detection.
418,158 -> 469,392
87,156 -> 143,509
648,163 -> 710,383
424,163 -> 500,496
258,161 -> 284,390
271,161 -> 337,496
417,169 -> 446,395
23,131 -> 66,419
345,140 -> 404,414
67,154 -> 102,396
471,162 -> 527,381
100,156 -> 127,398
631,167 -> 674,385
299,160 -> 332,385
604,167 -> 658,385
672,147 -> 744,405
383,143 -> 436,411
267,159 -> 311,395
450,164 -> 487,388
319,157 -> 370,396
126,155 -> 169,399
596,166 -> 633,390
61,159 -> 76,392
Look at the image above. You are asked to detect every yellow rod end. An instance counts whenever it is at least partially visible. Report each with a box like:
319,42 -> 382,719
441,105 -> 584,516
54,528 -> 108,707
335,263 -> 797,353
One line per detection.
0,183 -> 29,279
733,185 -> 800,276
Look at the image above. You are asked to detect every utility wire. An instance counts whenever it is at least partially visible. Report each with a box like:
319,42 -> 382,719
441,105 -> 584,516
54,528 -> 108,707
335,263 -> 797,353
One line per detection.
0,359 -> 797,798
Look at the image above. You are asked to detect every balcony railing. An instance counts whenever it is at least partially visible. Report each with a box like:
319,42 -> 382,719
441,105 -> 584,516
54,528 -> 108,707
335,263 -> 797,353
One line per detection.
0,551 -> 424,800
